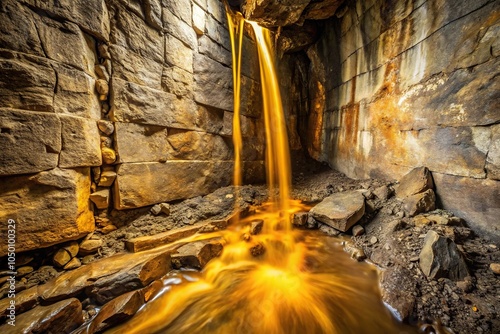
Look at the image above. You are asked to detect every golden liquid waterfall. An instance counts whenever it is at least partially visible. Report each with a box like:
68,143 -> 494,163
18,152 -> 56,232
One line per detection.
102,9 -> 413,334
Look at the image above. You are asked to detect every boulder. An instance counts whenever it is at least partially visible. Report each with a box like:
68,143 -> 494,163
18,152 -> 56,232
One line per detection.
171,238 -> 224,269
403,189 -> 436,217
396,167 -> 434,199
291,211 -> 308,228
0,168 -> 94,256
419,230 -> 469,280
88,290 -> 144,332
0,298 -> 83,334
309,191 -> 365,232
243,0 -> 311,26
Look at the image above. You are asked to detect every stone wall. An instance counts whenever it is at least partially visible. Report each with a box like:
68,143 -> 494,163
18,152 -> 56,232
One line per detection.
307,0 -> 500,241
0,0 -> 265,255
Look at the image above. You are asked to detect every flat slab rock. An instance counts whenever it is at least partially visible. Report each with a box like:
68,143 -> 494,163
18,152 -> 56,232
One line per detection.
309,191 -> 365,232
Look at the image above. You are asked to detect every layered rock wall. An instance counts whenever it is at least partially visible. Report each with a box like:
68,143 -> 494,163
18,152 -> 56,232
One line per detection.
307,0 -> 500,240
0,0 -> 265,255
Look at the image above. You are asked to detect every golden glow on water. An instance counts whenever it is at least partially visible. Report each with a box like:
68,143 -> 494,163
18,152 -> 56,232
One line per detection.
102,8 -> 415,334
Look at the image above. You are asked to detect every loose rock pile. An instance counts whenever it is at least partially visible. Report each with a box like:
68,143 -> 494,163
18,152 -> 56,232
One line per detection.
0,167 -> 498,333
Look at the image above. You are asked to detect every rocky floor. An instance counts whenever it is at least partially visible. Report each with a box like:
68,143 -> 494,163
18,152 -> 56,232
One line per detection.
0,162 -> 498,333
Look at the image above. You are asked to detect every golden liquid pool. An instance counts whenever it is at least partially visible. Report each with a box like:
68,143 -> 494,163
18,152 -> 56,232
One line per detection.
103,8 -> 415,334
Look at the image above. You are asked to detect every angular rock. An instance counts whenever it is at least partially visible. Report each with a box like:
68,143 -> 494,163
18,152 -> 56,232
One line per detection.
98,170 -> 117,187
125,220 -> 229,253
88,290 -> 144,332
396,167 -> 434,199
63,241 -> 80,258
352,225 -> 365,236
250,220 -> 264,235
150,204 -> 162,216
419,230 -> 469,280
101,224 -> 118,234
159,203 -> 171,215
63,257 -> 82,270
59,116 -> 102,168
0,168 -> 94,256
171,238 -> 224,269
87,253 -> 170,304
143,0 -> 162,30
113,161 -> 232,209
79,239 -> 103,256
0,109 -> 61,175
0,298 -> 83,334
373,185 -> 391,201
53,249 -> 72,268
303,0 -> 344,20
292,211 -> 308,227
0,285 -> 38,319
309,191 -> 365,232
277,21 -> 320,54
403,189 -> 436,217
380,266 -> 416,321
243,0 -> 311,26
318,223 -> 341,236
90,189 -> 110,209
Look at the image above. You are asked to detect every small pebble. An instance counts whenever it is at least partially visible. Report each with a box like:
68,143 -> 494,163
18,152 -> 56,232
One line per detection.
369,236 -> 378,245
352,225 -> 365,237
490,263 -> 500,275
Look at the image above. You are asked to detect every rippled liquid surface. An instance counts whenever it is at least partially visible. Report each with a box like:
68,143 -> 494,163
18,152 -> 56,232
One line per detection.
105,207 -> 415,334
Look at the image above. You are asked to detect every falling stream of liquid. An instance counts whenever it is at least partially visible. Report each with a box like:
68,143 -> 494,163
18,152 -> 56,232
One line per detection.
103,8 -> 415,334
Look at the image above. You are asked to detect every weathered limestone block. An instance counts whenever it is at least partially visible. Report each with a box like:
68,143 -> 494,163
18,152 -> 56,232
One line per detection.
486,124 -> 500,180
0,109 -> 61,175
59,116 -> 102,168
204,14 -> 230,52
109,44 -> 163,88
0,51 -> 55,112
243,0 -> 311,26
53,64 -> 101,119
163,0 -> 192,24
419,230 -> 469,281
433,173 -> 500,243
192,2 -> 206,35
114,161 -> 232,209
161,65 -> 194,97
163,8 -> 197,50
207,0 -> 226,23
0,168 -> 94,256
110,78 -> 198,128
0,0 -> 44,56
35,16 -> 95,75
143,0 -> 162,30
165,33 -> 193,73
98,170 -> 117,187
167,130 -> 232,160
395,167 -> 434,199
198,34 -> 231,66
171,238 -> 224,269
309,191 -> 365,231
193,53 -> 233,111
114,122 -> 169,163
21,0 -> 110,40
0,298 -> 83,334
